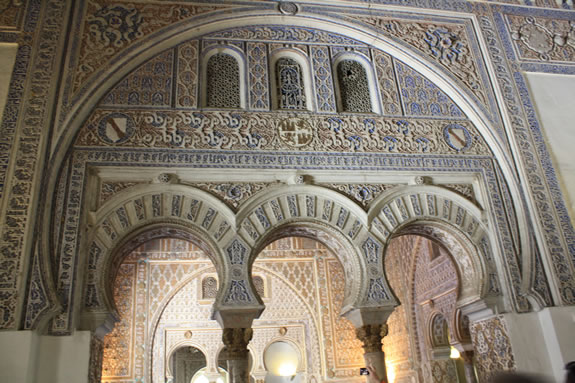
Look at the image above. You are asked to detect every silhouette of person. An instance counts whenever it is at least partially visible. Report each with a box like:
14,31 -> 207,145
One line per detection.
566,361 -> 575,383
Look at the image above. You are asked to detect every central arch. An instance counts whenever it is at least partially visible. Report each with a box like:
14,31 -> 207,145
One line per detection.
236,184 -> 397,312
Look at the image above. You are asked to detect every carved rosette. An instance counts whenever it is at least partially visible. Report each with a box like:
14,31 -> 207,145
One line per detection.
355,324 -> 388,353
222,327 -> 254,359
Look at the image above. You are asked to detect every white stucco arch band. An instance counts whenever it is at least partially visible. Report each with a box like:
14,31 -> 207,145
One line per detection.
80,184 -> 235,323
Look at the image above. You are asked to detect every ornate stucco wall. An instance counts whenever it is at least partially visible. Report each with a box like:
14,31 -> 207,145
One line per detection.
0,1 -> 574,383
102,237 -> 365,383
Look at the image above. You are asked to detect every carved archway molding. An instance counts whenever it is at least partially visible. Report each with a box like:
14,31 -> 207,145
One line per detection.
78,181 -> 506,332
233,183 -> 399,314
79,184 -> 235,323
370,185 -> 507,317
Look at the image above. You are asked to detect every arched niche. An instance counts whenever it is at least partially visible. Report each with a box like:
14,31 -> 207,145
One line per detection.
428,312 -> 450,350
332,51 -> 381,114
269,48 -> 314,111
201,45 -> 247,109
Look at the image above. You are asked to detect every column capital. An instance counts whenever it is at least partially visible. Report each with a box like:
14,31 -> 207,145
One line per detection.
355,324 -> 388,353
222,327 -> 253,359
213,306 -> 263,329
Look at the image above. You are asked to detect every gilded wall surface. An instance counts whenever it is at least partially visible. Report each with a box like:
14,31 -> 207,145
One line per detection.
385,235 -> 473,383
102,237 -> 364,383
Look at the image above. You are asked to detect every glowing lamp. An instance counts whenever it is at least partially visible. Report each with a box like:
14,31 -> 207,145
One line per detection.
450,347 -> 461,359
264,341 -> 300,377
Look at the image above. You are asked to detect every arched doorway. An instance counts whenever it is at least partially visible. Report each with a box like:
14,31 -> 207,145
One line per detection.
169,346 -> 208,383
384,234 -> 478,383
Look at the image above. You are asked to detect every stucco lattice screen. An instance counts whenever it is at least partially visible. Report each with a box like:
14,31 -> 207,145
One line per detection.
276,57 -> 306,110
206,53 -> 240,108
337,60 -> 372,113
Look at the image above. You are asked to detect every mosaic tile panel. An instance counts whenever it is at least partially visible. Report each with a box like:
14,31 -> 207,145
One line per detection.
394,60 -> 464,118
101,50 -> 174,107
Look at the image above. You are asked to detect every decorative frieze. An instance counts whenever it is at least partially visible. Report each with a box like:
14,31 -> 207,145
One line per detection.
77,110 -> 489,155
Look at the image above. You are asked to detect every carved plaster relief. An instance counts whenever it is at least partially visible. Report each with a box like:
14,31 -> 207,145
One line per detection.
508,15 -> 575,62
77,110 -> 488,155
74,1 -> 234,91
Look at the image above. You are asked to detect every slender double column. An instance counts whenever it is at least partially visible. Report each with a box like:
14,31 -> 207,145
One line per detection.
222,327 -> 254,383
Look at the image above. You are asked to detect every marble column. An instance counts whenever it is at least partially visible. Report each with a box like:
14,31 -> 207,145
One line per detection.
222,327 -> 253,383
461,351 -> 477,383
355,323 -> 389,382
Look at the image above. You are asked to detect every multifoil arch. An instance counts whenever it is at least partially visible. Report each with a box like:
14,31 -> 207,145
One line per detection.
236,184 -> 399,312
